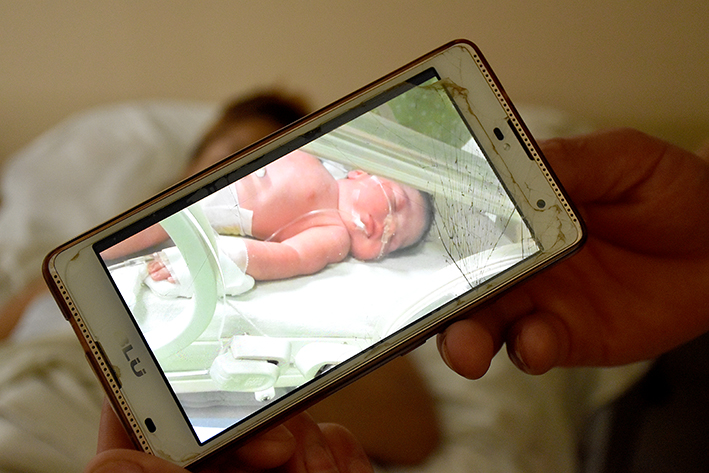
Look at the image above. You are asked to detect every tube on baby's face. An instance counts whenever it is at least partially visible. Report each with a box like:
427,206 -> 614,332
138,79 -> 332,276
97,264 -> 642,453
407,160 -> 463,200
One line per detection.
369,176 -> 396,259
347,176 -> 396,259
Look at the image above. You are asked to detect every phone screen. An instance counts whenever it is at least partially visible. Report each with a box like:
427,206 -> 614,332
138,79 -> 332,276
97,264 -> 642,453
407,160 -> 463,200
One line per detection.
96,68 -> 540,444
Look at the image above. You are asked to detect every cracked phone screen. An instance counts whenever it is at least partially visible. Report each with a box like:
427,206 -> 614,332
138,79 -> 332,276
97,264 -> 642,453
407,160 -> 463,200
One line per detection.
98,69 -> 541,444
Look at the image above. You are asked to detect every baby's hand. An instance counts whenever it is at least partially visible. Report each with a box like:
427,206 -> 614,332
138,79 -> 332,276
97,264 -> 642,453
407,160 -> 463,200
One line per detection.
147,259 -> 175,283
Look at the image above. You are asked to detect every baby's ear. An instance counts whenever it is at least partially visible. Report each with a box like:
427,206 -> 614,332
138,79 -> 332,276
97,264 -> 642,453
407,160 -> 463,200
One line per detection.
347,169 -> 368,180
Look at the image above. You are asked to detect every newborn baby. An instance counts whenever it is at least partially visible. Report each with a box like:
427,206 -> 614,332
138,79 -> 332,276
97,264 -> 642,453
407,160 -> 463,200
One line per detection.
148,149 -> 433,281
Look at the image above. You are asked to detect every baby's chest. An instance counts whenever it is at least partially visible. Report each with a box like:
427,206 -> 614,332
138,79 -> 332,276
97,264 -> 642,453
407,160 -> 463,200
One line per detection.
250,178 -> 339,237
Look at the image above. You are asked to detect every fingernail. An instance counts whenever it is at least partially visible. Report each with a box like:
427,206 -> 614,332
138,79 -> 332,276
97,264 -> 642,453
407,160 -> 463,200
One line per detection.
305,442 -> 339,472
437,333 -> 453,370
509,335 -> 531,374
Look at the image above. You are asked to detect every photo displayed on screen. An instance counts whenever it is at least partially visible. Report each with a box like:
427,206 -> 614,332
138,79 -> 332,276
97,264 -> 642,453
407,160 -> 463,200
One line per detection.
99,72 -> 540,444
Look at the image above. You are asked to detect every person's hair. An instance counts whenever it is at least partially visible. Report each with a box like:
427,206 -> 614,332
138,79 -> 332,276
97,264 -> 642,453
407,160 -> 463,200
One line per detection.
412,190 -> 435,248
190,90 -> 310,162
419,190 -> 436,242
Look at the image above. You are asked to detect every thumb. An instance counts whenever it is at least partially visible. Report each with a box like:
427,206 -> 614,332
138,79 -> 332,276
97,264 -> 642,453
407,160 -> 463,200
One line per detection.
539,128 -> 675,204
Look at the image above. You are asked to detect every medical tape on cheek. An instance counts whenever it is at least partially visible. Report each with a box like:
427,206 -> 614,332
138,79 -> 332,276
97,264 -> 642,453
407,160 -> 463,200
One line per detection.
349,189 -> 369,236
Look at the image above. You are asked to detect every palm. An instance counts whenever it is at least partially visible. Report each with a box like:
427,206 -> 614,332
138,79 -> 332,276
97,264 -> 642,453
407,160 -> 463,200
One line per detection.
513,234 -> 709,368
440,129 -> 709,377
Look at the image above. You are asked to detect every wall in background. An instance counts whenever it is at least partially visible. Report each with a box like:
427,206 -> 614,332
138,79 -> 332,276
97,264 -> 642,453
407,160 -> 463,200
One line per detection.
2,0 -> 708,165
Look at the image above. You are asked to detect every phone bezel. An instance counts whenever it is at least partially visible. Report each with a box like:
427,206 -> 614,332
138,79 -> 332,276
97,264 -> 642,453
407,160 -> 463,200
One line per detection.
43,39 -> 584,467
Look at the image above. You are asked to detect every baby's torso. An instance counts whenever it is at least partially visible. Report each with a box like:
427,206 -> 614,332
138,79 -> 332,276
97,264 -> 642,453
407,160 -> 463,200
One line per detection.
234,151 -> 342,240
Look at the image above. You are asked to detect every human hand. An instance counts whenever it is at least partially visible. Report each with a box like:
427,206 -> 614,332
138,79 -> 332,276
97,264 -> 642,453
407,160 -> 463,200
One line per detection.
85,399 -> 372,473
147,259 -> 174,282
438,128 -> 709,378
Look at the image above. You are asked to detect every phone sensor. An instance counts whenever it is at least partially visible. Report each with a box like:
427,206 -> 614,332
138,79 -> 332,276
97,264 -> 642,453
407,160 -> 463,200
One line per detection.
145,418 -> 157,433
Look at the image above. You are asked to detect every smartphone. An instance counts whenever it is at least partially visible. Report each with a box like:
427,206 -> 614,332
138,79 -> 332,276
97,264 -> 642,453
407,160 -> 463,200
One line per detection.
43,40 -> 584,467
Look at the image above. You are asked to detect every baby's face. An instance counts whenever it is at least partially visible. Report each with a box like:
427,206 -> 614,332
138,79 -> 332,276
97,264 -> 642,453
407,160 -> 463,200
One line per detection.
340,171 -> 428,260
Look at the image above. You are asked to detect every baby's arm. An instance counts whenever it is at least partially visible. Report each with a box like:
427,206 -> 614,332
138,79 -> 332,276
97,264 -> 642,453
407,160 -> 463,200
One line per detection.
147,225 -> 350,283
243,225 -> 351,280
100,223 -> 169,260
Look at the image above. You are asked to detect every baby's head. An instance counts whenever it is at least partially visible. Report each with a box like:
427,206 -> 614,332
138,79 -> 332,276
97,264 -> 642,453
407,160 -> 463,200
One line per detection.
338,170 -> 434,261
